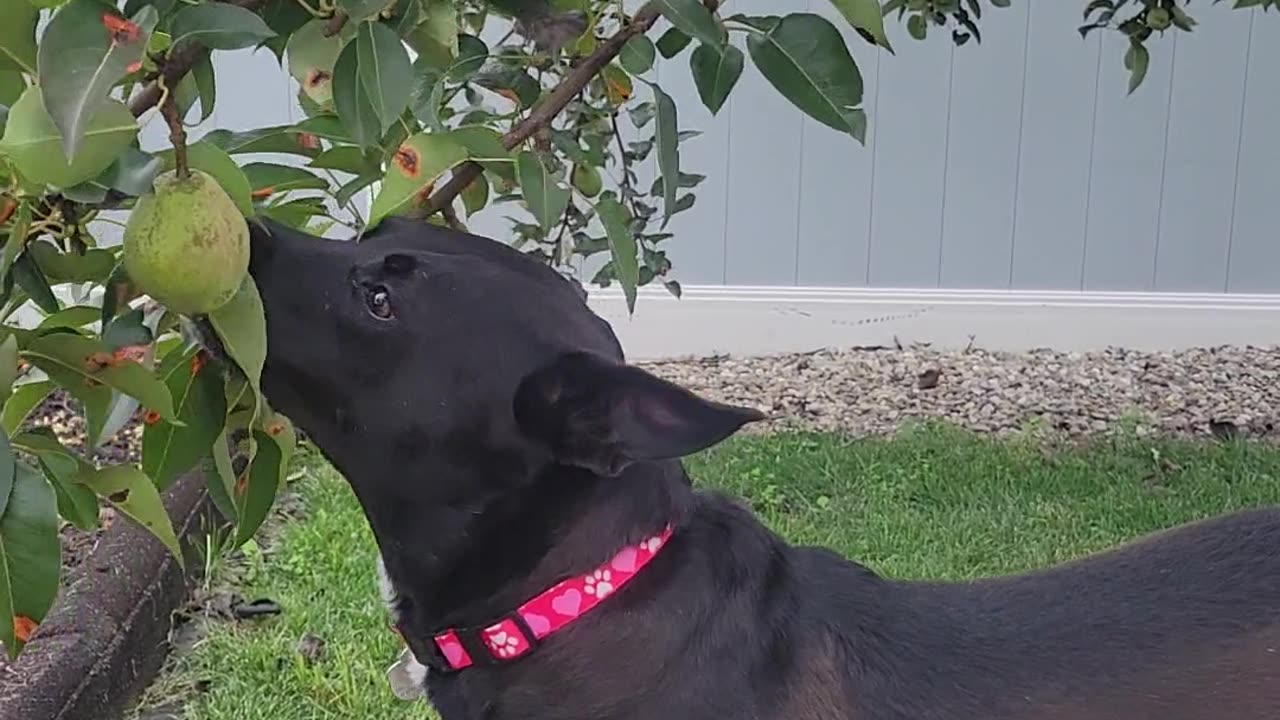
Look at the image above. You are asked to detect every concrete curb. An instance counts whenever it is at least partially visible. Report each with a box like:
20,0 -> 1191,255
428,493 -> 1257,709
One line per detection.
0,470 -> 217,720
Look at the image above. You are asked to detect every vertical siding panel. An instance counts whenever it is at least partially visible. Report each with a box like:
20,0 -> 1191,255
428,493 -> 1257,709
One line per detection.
1009,3 -> 1099,290
657,27 -> 733,285
794,2 -> 878,287
1081,32 -> 1176,291
938,3 -> 1029,289
866,23 -> 953,288
1226,11 -> 1280,294
1152,5 -> 1252,292
722,0 -> 803,285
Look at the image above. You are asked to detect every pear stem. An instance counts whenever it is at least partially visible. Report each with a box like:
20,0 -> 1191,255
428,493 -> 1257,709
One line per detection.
160,85 -> 190,181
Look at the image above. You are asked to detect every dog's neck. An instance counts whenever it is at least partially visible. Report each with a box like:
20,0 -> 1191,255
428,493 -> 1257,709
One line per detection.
360,456 -> 695,650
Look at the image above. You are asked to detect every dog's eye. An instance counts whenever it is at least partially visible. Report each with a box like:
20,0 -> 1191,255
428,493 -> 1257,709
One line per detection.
366,286 -> 393,319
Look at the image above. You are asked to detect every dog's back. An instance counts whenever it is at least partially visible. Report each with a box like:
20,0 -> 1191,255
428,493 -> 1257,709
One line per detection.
775,506 -> 1280,719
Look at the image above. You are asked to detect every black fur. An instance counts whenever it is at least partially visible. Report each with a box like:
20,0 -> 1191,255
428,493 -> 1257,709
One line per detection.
243,217 -> 1280,720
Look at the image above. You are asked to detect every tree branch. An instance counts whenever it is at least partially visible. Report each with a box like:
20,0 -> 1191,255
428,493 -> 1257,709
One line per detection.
410,1 -> 667,220
127,0 -> 272,119
323,10 -> 349,38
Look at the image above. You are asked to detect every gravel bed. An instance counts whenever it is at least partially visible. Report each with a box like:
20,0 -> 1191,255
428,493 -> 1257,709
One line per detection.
640,345 -> 1280,442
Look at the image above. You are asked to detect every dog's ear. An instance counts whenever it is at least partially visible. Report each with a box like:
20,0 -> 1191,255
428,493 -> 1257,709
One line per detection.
514,352 -> 766,476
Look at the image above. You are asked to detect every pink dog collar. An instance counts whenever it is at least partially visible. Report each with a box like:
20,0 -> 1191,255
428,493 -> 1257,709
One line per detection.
429,525 -> 675,671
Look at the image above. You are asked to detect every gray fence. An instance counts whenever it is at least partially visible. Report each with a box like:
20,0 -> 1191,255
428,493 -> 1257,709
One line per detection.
168,2 -> 1280,295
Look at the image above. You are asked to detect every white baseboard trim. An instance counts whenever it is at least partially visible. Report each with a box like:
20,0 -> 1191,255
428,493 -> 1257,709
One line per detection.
583,285 -> 1280,360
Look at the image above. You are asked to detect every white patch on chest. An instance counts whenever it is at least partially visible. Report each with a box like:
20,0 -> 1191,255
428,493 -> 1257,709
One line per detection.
375,552 -> 402,623
377,552 -> 430,700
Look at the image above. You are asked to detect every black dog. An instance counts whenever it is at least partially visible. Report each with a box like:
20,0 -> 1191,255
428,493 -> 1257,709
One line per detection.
238,216 -> 1280,720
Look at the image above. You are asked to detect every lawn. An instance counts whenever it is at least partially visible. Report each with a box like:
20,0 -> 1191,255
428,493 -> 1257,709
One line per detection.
134,423 -> 1280,720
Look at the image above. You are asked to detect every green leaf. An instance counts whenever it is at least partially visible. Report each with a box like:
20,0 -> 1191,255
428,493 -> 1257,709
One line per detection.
39,359 -> 113,446
1125,39 -> 1150,95
596,196 -> 639,313
0,86 -> 139,189
656,27 -> 692,58
650,82 -> 680,227
260,197 -> 327,230
405,0 -> 459,67
333,38 -> 382,148
690,43 -> 743,115
37,306 -> 100,332
516,151 -> 570,235
11,429 -> 97,532
1,202 -> 30,285
368,131 -> 470,225
826,0 -> 893,51
309,146 -> 379,175
620,35 -> 657,75
452,125 -> 514,180
338,0 -> 391,23
0,70 -> 25,108
0,2 -> 38,74
460,173 -> 490,217
143,346 -> 225,491
206,277 -> 266,426
233,428 -> 283,547
906,13 -> 926,40
24,242 -> 115,285
37,1 -> 157,163
286,19 -> 352,108
203,125 -> 323,158
2,380 -> 53,437
77,464 -> 183,567
101,308 -> 151,352
12,253 -> 59,315
203,430 -> 237,523
355,21 -> 413,135
336,171 -> 380,207
0,430 -> 13,519
745,13 -> 866,142
157,140 -> 253,217
0,336 -> 17,407
98,147 -> 161,197
654,0 -> 726,49
21,333 -> 179,423
168,2 -> 276,51
192,53 -> 217,123
0,461 -> 58,658
242,163 -> 327,196
447,34 -> 488,81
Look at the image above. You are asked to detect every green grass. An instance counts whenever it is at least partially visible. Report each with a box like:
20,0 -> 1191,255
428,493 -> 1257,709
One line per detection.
138,423 -> 1280,719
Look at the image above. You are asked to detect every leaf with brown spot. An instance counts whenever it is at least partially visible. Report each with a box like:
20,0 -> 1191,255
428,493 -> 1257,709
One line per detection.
368,131 -> 469,226
0,462 -> 58,660
12,615 -> 35,644
76,465 -> 183,567
22,334 -> 179,425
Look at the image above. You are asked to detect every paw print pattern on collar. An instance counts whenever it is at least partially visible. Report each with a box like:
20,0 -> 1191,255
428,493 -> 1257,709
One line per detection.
430,525 -> 675,671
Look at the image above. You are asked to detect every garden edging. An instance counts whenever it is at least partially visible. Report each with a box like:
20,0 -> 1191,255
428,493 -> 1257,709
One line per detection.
0,469 -> 216,720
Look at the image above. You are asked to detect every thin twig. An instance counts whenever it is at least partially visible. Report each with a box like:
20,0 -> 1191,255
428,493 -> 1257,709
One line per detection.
440,202 -> 467,232
608,110 -> 641,218
410,1 -> 667,219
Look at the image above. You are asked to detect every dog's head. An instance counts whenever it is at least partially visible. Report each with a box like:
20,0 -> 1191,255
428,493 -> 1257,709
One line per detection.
239,217 -> 764,506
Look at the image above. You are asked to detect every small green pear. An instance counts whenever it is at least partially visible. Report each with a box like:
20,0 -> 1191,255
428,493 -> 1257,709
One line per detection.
123,169 -> 249,315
